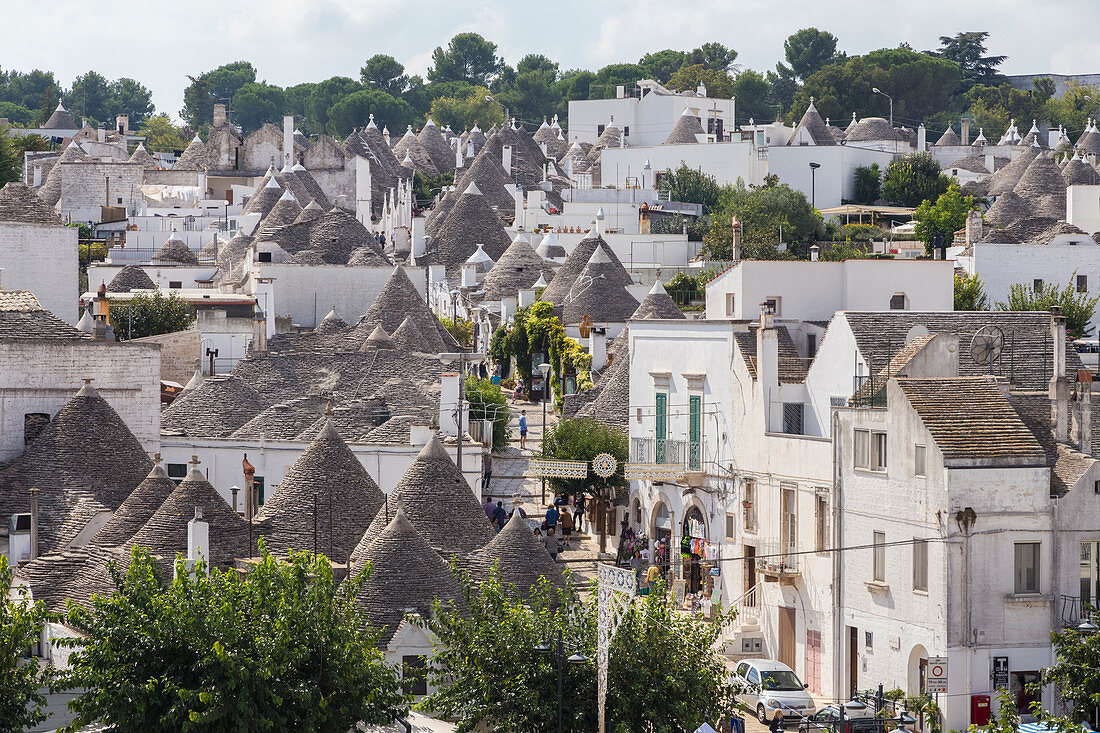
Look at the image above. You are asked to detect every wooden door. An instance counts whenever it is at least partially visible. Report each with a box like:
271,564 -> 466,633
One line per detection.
744,545 -> 757,601
805,630 -> 821,693
848,626 -> 859,698
779,607 -> 796,670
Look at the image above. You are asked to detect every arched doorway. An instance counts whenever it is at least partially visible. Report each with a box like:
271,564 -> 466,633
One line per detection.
908,644 -> 928,696
682,505 -> 707,594
652,502 -> 672,575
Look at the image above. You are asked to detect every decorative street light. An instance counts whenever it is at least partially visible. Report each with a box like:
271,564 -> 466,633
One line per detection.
808,162 -> 821,209
871,87 -> 893,129
538,361 -> 552,503
535,628 -> 588,733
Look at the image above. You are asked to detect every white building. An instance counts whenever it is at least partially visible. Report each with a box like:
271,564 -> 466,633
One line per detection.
0,183 -> 79,324
568,79 -> 736,147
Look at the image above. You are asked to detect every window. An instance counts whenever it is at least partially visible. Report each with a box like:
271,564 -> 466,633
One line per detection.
781,484 -> 797,551
854,429 -> 870,469
623,125 -> 630,137
815,492 -> 829,552
597,124 -> 606,135
871,432 -> 887,471
913,539 -> 929,592
782,402 -> 804,435
168,281 -> 182,289
23,413 -> 49,445
914,445 -> 927,477
807,333 -> 817,358
890,293 -> 907,310
166,463 -> 188,484
1079,274 -> 1088,293
763,297 -> 781,316
725,293 -> 736,316
726,514 -> 736,541
1034,278 -> 1044,291
688,394 -> 702,471
865,631 -> 874,650
1014,542 -> 1041,594
655,392 -> 668,462
258,251 -> 273,263
402,655 -> 428,696
873,531 -> 886,582
743,478 -> 757,532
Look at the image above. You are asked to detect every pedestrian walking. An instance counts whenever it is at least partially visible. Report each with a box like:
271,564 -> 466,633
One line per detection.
518,410 -> 528,449
492,501 -> 508,532
544,502 -> 559,531
560,504 -> 574,548
544,526 -> 559,560
512,378 -> 524,403
483,497 -> 495,522
574,494 -> 586,532
769,709 -> 785,732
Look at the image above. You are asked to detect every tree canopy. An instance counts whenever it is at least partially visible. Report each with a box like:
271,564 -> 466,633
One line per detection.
181,61 -> 257,130
109,289 -> 197,341
934,31 -> 1006,89
0,555 -> 51,731
539,417 -> 628,503
997,280 -> 1099,339
913,183 -> 975,251
428,33 -> 505,87
882,152 -> 951,208
780,28 -> 844,81
57,545 -> 408,731
703,178 -> 824,259
360,54 -> 409,97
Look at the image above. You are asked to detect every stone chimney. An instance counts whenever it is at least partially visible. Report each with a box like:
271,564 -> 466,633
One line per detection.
965,210 -> 984,246
1073,372 -> 1093,454
283,116 -> 294,168
501,145 -> 513,176
187,506 -> 209,573
917,124 -> 926,152
1050,306 -> 1071,442
589,326 -> 608,372
757,305 -> 779,431
213,103 -> 227,127
32,166 -> 41,186
252,309 -> 267,352
116,113 -> 129,136
731,216 -> 743,260
242,453 -> 256,521
961,118 -> 970,146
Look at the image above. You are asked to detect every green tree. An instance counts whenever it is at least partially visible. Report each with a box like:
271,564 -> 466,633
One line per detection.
108,78 -> 155,127
666,64 -> 733,99
779,28 -> 844,81
1044,80 -> 1100,135
283,82 -> 318,131
325,88 -> 415,138
494,55 -> 562,124
964,81 -> 1053,143
997,280 -> 1099,339
57,545 -> 407,731
555,70 -> 596,105
109,289 -> 196,340
421,567 -> 737,733
660,164 -> 722,213
954,272 -> 989,311
138,113 -> 186,154
589,64 -> 647,99
686,42 -> 739,72
731,70 -> 772,122
181,61 -> 257,130
539,417 -> 628,551
882,152 -> 951,208
935,32 -> 1006,89
765,68 -> 799,119
64,70 -> 111,124
306,76 -> 362,136
704,179 -> 824,259
0,101 -> 35,127
465,377 -> 509,451
1037,622 -> 1100,729
0,69 -> 62,114
852,164 -> 882,204
0,128 -> 23,186
638,49 -> 687,83
429,85 -> 504,132
230,82 -> 285,134
913,183 -> 975,251
360,54 -> 409,97
0,555 -> 51,731
428,33 -> 504,86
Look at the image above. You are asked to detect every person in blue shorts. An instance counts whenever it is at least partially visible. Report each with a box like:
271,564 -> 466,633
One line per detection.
519,410 -> 528,449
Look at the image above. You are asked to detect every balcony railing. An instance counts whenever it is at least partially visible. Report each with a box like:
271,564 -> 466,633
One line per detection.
756,539 -> 800,578
630,437 -> 685,465
1059,595 -> 1097,627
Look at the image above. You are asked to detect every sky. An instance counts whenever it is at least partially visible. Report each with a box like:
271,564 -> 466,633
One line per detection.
7,0 -> 1100,120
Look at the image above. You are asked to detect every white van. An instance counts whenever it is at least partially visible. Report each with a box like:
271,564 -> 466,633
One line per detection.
732,658 -> 816,722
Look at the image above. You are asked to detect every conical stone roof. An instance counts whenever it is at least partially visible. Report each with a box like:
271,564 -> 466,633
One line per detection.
174,135 -> 211,171
988,146 -> 1040,196
308,207 -> 383,264
453,152 -> 517,215
361,324 -> 396,351
128,464 -> 249,566
106,265 -> 155,293
255,420 -> 384,562
43,102 -> 76,130
254,190 -> 302,240
562,246 -> 640,325
788,100 -> 834,146
293,200 -> 325,225
241,173 -> 285,218
154,234 -> 199,265
1013,153 -> 1068,200
430,182 -> 512,272
935,124 -> 961,146
160,375 -> 265,438
355,434 -> 494,558
128,143 -> 158,169
480,234 -> 555,302
37,141 -> 87,206
632,279 -> 686,320
392,126 -> 439,177
0,182 -> 63,225
664,108 -> 705,145
465,510 -> 567,600
391,314 -> 426,352
347,246 -> 390,267
197,235 -> 222,261
417,118 -> 455,175
540,232 -> 632,306
350,508 -> 465,643
985,191 -> 1033,226
1063,157 -> 1100,186
93,463 -> 178,547
315,306 -> 348,335
346,266 -> 453,352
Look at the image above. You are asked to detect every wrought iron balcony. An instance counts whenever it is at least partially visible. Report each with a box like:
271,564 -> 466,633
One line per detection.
756,540 -> 801,583
630,437 -> 686,465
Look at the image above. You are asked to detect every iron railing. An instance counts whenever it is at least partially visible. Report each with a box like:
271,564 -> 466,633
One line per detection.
630,437 -> 686,465
756,539 -> 800,575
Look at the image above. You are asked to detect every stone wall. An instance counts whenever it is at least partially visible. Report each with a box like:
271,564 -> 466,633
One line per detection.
131,328 -> 200,384
0,221 -> 79,323
0,339 -> 160,460
242,124 -> 283,172
57,161 -> 145,223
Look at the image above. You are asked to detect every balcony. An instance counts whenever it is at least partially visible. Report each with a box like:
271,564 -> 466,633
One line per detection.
1059,595 -> 1098,628
756,540 -> 801,584
630,437 -> 686,465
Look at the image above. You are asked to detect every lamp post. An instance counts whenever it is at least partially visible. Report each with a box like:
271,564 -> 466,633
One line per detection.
872,87 -> 893,129
538,361 -> 551,504
439,351 -> 486,474
535,628 -> 588,733
808,162 -> 820,209
485,95 -> 509,127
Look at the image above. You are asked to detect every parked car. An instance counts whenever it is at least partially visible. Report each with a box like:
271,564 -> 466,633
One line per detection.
799,702 -> 876,733
731,659 -> 817,723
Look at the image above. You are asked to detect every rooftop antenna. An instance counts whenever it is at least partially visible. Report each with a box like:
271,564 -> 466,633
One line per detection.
970,325 -> 1005,375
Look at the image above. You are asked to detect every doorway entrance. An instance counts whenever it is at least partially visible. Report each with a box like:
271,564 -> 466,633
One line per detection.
848,626 -> 859,699
779,607 -> 796,670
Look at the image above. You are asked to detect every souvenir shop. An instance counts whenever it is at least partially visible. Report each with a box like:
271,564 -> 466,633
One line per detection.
679,506 -> 718,596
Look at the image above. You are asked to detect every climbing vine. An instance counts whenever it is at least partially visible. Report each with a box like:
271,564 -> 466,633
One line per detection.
489,302 -> 592,402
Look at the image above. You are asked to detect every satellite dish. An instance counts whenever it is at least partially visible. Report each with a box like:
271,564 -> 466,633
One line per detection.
970,325 -> 1005,370
904,325 -> 930,345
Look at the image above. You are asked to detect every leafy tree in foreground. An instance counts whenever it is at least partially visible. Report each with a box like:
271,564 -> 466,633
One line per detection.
882,152 -> 951,208
57,545 -> 407,732
954,272 -> 989,311
0,555 -> 50,731
913,183 -> 975,252
420,567 -> 737,733
137,113 -> 187,154
997,280 -> 1098,339
109,289 -> 196,340
1037,622 -> 1100,730
704,179 -> 823,259
466,377 -> 509,452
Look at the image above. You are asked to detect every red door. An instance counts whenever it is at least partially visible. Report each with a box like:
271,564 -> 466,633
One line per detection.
805,630 -> 821,693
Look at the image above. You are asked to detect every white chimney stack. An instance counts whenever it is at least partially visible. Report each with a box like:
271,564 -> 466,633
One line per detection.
283,116 -> 295,168
501,145 -> 513,175
1050,307 -> 1070,442
187,506 -> 209,573
589,327 -> 607,372
917,124 -> 926,152
439,372 -> 462,437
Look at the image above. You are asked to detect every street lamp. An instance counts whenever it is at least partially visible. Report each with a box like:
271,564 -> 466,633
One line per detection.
871,87 -> 893,129
535,628 -> 588,733
439,351 -> 487,474
1078,619 -> 1098,633
485,95 -> 509,127
808,162 -> 821,209
538,361 -> 552,503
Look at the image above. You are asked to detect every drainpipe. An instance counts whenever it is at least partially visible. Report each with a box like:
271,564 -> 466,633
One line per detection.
831,410 -> 843,700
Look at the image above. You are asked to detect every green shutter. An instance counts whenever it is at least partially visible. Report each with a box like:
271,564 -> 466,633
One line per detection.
689,395 -> 702,470
655,393 -> 667,463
